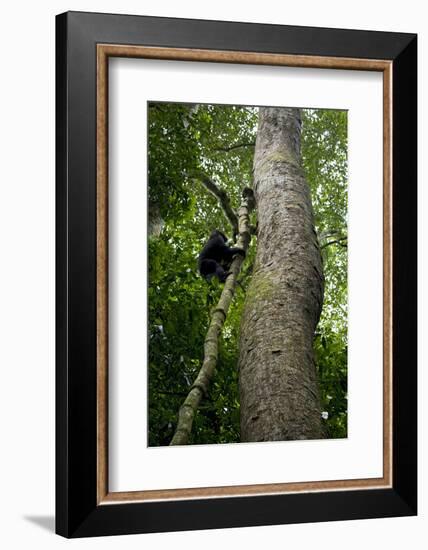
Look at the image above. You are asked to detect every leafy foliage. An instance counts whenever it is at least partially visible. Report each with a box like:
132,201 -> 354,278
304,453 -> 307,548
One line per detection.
148,103 -> 347,445
302,109 -> 348,437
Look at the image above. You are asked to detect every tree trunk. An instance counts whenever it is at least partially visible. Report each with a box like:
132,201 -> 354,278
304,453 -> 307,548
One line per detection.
148,201 -> 164,237
238,107 -> 324,442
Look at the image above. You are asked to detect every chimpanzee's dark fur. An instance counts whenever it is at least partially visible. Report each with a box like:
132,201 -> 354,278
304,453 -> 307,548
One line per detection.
198,230 -> 245,282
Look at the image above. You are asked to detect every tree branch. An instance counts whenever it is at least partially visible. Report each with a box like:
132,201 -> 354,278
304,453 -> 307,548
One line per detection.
197,174 -> 239,237
169,188 -> 255,445
321,236 -> 348,250
215,141 -> 256,153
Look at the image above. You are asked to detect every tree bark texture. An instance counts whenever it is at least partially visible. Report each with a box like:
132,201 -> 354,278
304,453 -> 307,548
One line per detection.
238,107 -> 324,442
148,201 -> 164,237
170,188 -> 253,445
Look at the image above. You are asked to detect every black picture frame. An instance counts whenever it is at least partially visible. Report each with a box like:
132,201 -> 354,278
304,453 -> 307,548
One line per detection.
56,11 -> 417,538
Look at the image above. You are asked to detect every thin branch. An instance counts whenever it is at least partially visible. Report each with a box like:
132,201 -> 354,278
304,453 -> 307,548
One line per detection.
321,236 -> 348,250
148,103 -> 168,112
169,189 -> 255,446
214,141 -> 256,153
319,229 -> 342,241
197,174 -> 239,237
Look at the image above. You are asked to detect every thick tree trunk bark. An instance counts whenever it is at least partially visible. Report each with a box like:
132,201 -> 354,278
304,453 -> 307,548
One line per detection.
238,107 -> 324,442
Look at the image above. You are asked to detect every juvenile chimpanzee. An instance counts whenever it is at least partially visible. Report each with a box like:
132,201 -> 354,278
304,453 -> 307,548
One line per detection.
198,230 -> 245,283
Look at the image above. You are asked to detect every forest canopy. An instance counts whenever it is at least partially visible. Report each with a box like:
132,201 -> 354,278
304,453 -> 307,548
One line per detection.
148,102 -> 348,446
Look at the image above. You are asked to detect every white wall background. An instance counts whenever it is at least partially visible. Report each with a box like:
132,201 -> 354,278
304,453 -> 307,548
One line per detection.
0,1 -> 424,548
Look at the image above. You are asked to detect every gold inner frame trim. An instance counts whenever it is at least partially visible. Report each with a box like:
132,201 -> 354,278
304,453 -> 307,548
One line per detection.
96,43 -> 393,505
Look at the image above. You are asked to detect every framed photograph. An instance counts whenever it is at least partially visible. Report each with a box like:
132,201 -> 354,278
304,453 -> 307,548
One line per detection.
56,11 -> 417,538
